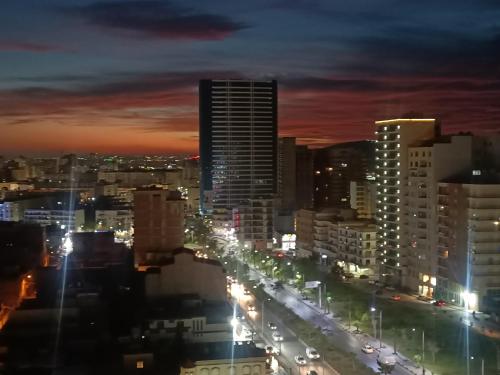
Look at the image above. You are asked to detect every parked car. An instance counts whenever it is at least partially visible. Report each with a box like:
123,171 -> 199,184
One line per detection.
361,344 -> 374,354
433,299 -> 446,307
306,347 -> 320,359
268,322 -> 277,330
391,295 -> 401,301
294,354 -> 307,366
359,274 -> 369,279
272,331 -> 283,341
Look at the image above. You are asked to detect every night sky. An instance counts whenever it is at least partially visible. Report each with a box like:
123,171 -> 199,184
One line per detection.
1,0 -> 499,155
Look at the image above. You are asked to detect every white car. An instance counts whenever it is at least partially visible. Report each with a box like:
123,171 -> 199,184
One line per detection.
361,344 -> 374,354
305,347 -> 320,359
272,331 -> 283,342
294,354 -> 307,366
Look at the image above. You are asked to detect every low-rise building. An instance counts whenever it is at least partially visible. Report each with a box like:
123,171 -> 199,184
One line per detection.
144,248 -> 226,302
332,221 -> 377,276
180,342 -> 270,375
24,208 -> 85,231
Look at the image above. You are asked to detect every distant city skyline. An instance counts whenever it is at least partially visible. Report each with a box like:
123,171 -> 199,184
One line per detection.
1,0 -> 499,154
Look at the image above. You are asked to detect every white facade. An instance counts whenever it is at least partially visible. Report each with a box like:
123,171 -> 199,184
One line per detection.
0,201 -> 21,221
406,136 -> 474,296
95,209 -> 133,232
329,221 -> 377,275
437,181 -> 500,311
24,208 -> 85,230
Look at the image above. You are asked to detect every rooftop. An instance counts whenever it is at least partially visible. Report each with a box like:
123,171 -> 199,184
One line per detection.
183,341 -> 266,365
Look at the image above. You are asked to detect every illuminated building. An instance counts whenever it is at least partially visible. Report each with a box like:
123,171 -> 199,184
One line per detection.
232,197 -> 274,250
375,118 -> 439,286
437,175 -> 500,311
406,135 -> 475,296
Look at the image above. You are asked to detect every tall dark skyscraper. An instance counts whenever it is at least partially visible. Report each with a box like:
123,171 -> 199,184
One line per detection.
199,80 -> 278,217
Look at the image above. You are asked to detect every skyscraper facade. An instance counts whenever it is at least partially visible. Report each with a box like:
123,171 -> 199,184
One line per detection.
199,80 -> 278,219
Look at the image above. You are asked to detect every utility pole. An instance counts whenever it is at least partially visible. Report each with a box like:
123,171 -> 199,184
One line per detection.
379,310 -> 383,349
348,298 -> 352,330
318,283 -> 322,309
261,300 -> 265,334
481,358 -> 485,375
422,330 -> 425,375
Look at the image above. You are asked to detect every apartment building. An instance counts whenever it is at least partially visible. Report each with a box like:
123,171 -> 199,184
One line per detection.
437,177 -> 500,311
375,118 -> 439,286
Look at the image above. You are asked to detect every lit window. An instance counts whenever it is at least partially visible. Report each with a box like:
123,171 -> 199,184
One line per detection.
137,361 -> 144,369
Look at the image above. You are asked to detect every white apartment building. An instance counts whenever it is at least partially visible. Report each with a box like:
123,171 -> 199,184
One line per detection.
406,135 -> 475,296
437,179 -> 500,311
332,221 -> 377,276
375,118 -> 438,286
24,208 -> 85,231
95,209 -> 133,232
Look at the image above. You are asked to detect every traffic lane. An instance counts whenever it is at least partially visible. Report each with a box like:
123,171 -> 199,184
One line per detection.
253,273 -> 413,375
270,283 -> 414,375
242,292 -> 338,375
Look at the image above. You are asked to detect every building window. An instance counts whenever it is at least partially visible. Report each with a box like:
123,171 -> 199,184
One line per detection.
136,361 -> 144,369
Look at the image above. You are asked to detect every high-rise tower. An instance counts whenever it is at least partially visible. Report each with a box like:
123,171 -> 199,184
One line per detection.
199,80 -> 278,221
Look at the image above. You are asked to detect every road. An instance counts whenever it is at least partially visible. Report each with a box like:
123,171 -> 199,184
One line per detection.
215,236 -> 430,375
232,282 -> 339,375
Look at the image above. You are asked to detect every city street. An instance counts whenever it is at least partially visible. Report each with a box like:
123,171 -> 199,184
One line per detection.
231,281 -> 340,375
217,236 -> 431,375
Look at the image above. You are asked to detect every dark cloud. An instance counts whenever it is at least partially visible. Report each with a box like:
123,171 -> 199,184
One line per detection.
68,1 -> 248,40
338,27 -> 500,79
0,40 -> 66,53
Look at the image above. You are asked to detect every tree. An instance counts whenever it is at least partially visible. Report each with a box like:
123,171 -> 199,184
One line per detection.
426,339 -> 440,363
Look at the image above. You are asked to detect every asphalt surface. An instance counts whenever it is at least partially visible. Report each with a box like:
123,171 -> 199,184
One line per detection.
217,237 -> 429,375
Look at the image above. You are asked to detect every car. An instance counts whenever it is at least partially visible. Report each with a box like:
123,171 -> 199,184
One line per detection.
272,331 -> 283,341
306,347 -> 320,359
368,280 -> 376,285
433,299 -> 446,307
361,344 -> 374,354
247,304 -> 256,311
265,346 -> 280,355
359,274 -> 369,279
268,322 -> 277,330
294,355 -> 307,366
306,371 -> 318,375
377,354 -> 396,367
391,295 -> 401,301
385,286 -> 396,291
243,288 -> 251,296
